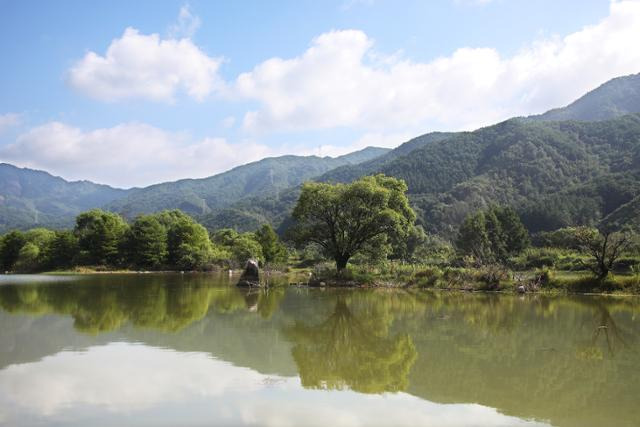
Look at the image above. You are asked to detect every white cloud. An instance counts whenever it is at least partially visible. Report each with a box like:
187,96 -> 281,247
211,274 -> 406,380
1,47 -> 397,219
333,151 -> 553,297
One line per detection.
0,343 -> 549,426
169,4 -> 201,38
68,27 -> 223,102
0,121 -> 274,187
300,131 -> 415,159
0,113 -> 21,134
235,1 -> 640,133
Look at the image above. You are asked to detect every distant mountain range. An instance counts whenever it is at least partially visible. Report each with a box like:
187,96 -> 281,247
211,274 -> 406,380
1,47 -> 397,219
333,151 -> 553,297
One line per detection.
1,72 -> 639,235
0,164 -> 127,231
0,147 -> 389,232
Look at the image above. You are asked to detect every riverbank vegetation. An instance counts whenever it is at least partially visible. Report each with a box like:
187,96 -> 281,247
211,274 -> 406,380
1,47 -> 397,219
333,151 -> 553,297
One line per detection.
1,175 -> 638,294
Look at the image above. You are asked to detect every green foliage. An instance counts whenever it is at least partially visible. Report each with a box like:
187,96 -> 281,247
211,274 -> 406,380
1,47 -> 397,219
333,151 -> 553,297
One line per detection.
229,234 -> 264,265
456,206 -> 529,264
211,228 -> 265,265
292,174 -> 415,271
255,224 -> 287,264
0,230 -> 26,271
47,230 -> 79,269
14,228 -> 56,272
74,209 -> 128,266
126,215 -> 168,269
166,215 -> 214,270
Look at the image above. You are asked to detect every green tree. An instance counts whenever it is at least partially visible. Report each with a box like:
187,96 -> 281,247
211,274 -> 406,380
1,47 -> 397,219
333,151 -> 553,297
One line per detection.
292,174 -> 415,271
255,224 -> 287,264
14,228 -> 56,272
456,206 -> 529,263
167,216 -> 214,270
230,233 -> 264,265
127,215 -> 168,268
494,206 -> 530,256
0,230 -> 26,271
211,228 -> 240,247
456,211 -> 492,262
74,209 -> 128,265
47,230 -> 79,269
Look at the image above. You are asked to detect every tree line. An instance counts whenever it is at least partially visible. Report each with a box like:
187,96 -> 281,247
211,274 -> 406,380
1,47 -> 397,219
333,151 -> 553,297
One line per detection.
0,209 -> 287,272
0,174 -> 637,281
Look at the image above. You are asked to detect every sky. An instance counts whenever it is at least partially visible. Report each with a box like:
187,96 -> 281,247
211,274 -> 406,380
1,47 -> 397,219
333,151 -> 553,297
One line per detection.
0,0 -> 638,188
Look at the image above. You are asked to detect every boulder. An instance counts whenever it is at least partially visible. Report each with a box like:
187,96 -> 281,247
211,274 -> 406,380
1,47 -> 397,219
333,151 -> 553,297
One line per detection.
237,259 -> 261,287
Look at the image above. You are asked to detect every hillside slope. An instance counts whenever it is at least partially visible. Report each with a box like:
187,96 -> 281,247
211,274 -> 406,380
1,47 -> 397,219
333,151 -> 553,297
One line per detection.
531,72 -> 640,122
203,114 -> 640,235
0,164 -> 129,232
106,146 -> 389,218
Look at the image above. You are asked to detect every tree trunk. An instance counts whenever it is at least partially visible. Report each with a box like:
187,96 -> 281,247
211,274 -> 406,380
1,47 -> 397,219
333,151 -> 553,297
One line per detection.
335,255 -> 349,272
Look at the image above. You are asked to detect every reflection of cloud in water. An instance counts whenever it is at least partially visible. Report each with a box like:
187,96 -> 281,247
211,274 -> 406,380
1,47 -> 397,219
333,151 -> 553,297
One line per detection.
0,275 -> 78,285
0,343 -> 549,427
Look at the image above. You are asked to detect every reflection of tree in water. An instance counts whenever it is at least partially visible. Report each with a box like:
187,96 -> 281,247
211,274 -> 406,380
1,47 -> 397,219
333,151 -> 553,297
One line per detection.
575,298 -> 633,360
0,277 -> 288,334
286,296 -> 417,394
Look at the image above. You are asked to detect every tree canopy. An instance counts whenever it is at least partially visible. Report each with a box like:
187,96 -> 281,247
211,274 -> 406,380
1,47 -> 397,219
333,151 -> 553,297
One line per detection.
456,205 -> 529,264
292,174 -> 415,271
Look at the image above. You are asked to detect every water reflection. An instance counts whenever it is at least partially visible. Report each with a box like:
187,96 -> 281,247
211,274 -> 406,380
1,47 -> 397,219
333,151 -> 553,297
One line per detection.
286,297 -> 416,393
0,274 -> 638,426
0,342 -> 548,427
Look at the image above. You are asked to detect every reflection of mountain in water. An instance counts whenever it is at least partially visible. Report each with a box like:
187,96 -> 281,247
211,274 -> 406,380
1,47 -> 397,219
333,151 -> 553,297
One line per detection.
0,275 -> 639,427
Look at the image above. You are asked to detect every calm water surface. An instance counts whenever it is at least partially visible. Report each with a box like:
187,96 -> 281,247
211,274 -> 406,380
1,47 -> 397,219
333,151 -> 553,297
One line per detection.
0,273 -> 638,426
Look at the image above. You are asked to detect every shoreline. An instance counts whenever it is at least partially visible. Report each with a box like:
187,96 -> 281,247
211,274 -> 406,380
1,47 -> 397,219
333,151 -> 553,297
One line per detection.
4,270 -> 639,297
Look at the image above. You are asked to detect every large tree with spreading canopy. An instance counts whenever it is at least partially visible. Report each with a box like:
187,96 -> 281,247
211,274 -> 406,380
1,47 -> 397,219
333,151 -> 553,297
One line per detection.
292,174 -> 415,271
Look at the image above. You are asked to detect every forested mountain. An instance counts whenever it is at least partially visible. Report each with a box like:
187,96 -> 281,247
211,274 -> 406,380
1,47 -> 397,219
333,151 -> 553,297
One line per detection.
393,115 -> 640,235
0,163 -> 129,232
0,147 -> 389,232
531,72 -> 640,122
203,114 -> 640,236
200,73 -> 640,235
106,146 -> 389,218
316,132 -> 456,184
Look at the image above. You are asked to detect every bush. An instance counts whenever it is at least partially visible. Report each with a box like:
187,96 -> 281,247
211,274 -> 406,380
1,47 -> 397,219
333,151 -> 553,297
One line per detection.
412,267 -> 443,288
474,265 -> 510,291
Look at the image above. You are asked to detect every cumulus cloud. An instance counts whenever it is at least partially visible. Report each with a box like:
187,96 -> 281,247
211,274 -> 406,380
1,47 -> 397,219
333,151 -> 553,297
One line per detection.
235,0 -> 640,133
68,27 -> 222,102
0,121 -> 274,187
0,113 -> 21,134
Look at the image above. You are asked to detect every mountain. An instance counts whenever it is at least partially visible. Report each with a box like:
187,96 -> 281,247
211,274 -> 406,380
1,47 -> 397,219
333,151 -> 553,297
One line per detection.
200,73 -> 640,235
315,132 -> 456,184
106,146 -> 389,218
531,72 -> 640,122
203,113 -> 640,235
0,163 -> 129,232
0,147 -> 389,232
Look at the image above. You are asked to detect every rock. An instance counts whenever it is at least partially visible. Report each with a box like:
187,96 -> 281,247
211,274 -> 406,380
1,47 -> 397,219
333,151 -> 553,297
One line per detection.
517,285 -> 526,293
237,259 -> 261,287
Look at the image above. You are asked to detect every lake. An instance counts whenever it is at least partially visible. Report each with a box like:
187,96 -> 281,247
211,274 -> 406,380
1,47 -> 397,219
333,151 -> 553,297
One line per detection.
0,273 -> 638,426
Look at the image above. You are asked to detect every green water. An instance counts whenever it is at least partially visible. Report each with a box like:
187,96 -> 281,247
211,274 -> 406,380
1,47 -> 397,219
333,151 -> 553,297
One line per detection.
0,273 -> 638,426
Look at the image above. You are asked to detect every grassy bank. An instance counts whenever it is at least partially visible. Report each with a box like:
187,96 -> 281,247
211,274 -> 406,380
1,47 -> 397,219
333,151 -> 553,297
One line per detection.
306,262 -> 640,295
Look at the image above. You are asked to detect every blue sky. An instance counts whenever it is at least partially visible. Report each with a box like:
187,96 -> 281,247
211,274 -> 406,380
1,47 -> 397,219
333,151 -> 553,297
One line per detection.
0,0 -> 637,188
